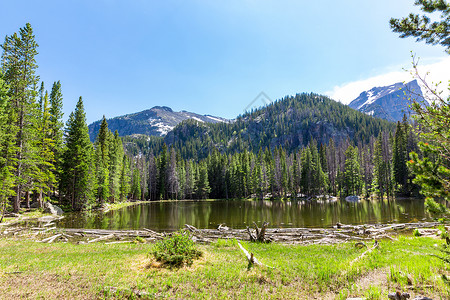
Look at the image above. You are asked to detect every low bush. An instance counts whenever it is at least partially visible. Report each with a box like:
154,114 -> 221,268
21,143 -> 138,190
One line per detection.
151,230 -> 202,267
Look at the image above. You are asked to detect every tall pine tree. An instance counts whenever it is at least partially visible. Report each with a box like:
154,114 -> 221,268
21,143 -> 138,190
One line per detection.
61,97 -> 96,210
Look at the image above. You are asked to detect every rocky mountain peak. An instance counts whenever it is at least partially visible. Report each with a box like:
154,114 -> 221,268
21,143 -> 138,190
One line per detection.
348,79 -> 426,121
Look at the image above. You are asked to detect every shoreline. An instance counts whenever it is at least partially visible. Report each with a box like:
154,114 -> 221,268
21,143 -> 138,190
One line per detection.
1,221 -> 442,245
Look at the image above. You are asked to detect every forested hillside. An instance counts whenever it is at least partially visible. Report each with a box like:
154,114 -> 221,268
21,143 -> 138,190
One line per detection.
151,93 -> 394,160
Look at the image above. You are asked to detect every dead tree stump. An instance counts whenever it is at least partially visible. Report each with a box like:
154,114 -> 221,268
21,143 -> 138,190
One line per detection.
246,222 -> 270,243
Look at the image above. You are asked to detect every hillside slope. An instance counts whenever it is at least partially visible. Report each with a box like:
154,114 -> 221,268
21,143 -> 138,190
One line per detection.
164,93 -> 395,159
88,106 -> 228,142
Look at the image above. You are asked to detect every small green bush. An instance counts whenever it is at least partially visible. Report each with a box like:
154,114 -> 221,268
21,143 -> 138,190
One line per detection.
151,230 -> 202,267
438,225 -> 449,239
134,236 -> 146,244
413,229 -> 421,237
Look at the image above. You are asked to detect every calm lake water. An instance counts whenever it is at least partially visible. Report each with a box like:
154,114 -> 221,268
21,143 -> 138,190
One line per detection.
55,198 -> 435,231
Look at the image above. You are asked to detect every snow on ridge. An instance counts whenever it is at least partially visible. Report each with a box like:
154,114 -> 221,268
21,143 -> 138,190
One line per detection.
357,82 -> 404,110
205,115 -> 226,123
190,117 -> 205,123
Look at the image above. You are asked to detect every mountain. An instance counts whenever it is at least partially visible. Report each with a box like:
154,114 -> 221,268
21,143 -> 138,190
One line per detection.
88,106 -> 228,142
163,93 -> 395,160
348,80 -> 426,122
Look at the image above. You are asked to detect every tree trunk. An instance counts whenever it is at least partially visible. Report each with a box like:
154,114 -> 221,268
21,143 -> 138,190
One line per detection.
25,191 -> 30,209
13,186 -> 21,213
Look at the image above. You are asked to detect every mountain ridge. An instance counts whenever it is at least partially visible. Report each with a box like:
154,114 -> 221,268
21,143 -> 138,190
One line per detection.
348,79 -> 426,121
88,106 -> 229,142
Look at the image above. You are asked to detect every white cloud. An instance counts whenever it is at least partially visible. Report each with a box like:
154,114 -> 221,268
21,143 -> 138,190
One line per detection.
325,56 -> 450,104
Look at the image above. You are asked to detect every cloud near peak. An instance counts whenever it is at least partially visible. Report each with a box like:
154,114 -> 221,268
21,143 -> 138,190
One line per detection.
325,56 -> 450,104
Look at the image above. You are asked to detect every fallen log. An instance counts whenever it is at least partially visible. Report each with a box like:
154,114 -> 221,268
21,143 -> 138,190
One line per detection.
184,224 -> 198,233
87,234 -> 115,243
237,241 -> 273,269
142,228 -> 162,236
40,234 -> 62,243
350,240 -> 379,265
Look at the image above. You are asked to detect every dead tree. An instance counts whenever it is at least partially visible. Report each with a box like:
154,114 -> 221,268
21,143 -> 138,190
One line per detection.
246,222 -> 270,243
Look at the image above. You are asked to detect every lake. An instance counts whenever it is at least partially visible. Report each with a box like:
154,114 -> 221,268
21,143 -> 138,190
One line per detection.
55,197 -> 435,231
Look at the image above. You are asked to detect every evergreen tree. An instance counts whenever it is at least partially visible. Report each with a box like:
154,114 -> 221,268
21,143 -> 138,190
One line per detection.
119,155 -> 131,201
1,23 -> 40,212
166,147 -> 179,199
300,147 -> 313,196
343,145 -> 362,196
0,69 -> 16,220
391,0 -> 450,207
158,144 -> 168,199
49,81 -> 64,194
392,118 -> 409,194
148,154 -> 158,200
372,133 -> 394,197
177,155 -> 186,199
326,139 -> 338,195
34,91 -> 56,207
131,167 -> 141,200
310,141 -> 328,195
184,160 -> 196,199
196,161 -> 210,199
94,116 -> 110,203
291,151 -> 300,198
61,97 -> 95,210
108,131 -> 123,202
390,0 -> 450,53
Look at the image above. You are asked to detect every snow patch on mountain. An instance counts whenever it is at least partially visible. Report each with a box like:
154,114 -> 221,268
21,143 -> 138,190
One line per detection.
348,80 -> 427,122
88,106 -> 229,141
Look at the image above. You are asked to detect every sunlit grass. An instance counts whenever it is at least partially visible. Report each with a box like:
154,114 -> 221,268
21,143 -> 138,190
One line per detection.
0,235 -> 448,299
1,209 -> 53,224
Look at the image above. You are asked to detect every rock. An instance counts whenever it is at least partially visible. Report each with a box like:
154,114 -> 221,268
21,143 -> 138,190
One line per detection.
345,195 -> 360,202
30,202 -> 40,208
388,291 -> 410,300
44,202 -> 64,216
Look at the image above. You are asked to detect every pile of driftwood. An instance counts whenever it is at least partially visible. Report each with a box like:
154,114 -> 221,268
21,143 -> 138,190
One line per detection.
184,221 -> 441,244
0,225 -> 167,244
0,221 -> 442,245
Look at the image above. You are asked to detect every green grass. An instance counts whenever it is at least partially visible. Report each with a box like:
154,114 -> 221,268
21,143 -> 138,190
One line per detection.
0,235 -> 448,299
102,200 -> 150,212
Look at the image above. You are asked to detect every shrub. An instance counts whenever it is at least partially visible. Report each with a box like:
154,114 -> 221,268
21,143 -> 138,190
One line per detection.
134,236 -> 146,244
151,230 -> 202,267
439,225 -> 449,239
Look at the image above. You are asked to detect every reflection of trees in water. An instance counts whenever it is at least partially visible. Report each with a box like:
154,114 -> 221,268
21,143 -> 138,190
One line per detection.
58,197 -> 432,230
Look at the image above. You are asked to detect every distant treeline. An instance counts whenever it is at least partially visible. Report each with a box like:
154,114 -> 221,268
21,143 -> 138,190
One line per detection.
127,115 -> 418,201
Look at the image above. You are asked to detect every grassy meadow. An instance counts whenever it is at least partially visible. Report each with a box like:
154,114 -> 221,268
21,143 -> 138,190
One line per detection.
0,234 -> 448,299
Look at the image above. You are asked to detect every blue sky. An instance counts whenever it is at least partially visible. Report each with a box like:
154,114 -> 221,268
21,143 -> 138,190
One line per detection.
1,0 -> 448,123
